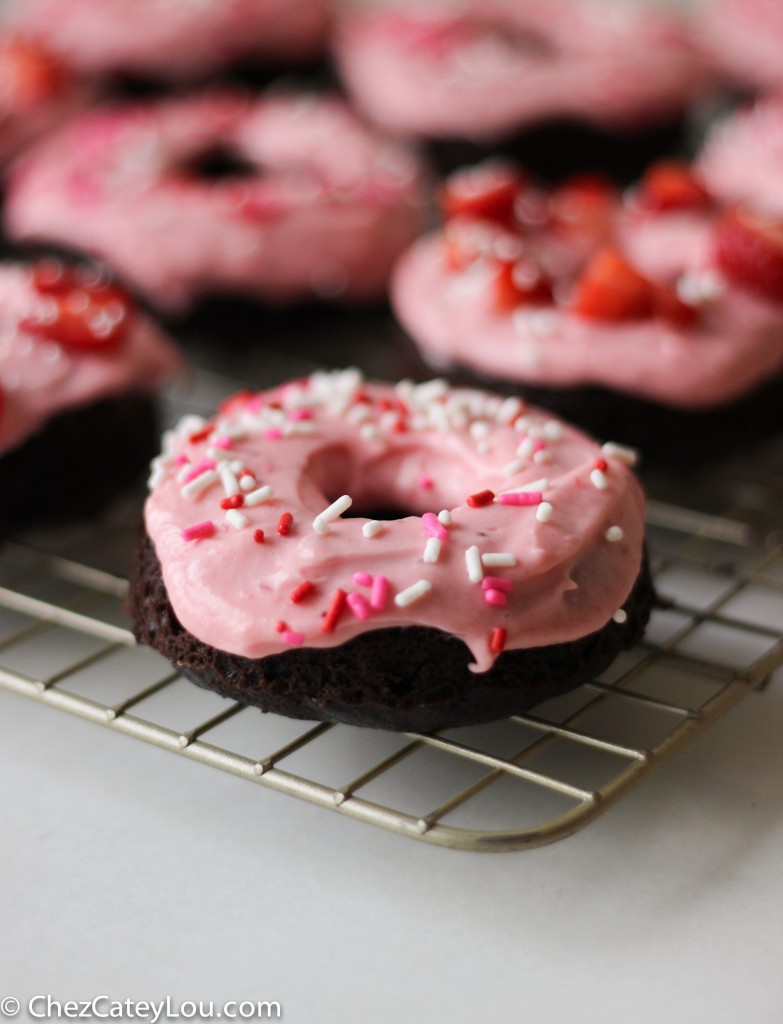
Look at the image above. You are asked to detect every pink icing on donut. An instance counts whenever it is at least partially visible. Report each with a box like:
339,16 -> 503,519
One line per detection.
701,0 -> 783,91
0,262 -> 182,456
144,369 -> 645,673
335,0 -> 711,140
5,92 -> 428,312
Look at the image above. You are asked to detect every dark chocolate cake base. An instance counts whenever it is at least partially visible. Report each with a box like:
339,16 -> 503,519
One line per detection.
130,530 -> 654,732
0,393 -> 158,532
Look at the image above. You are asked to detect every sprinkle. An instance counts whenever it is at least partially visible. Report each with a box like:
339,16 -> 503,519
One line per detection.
481,576 -> 512,592
465,545 -> 483,583
422,512 -> 448,540
590,468 -> 609,490
423,537 -> 442,563
347,592 -> 372,620
277,512 -> 293,536
321,588 -> 347,633
503,459 -> 525,477
501,478 -> 549,494
289,408 -> 312,421
181,520 -> 216,542
613,609 -> 627,624
497,396 -> 523,423
253,529 -> 265,544
181,469 -> 218,499
188,425 -> 214,444
213,436 -> 233,450
467,489 -> 495,508
601,441 -> 639,467
282,629 -> 305,646
534,449 -> 552,465
182,457 -> 216,484
264,427 -> 282,440
516,437 -> 535,460
290,581 -> 316,603
418,474 -> 434,490
362,520 -> 384,538
481,552 -> 516,567
245,485 -> 274,506
536,502 -> 554,523
437,509 -> 453,527
394,580 -> 432,608
489,627 -> 507,654
594,458 -> 608,472
484,588 -> 507,607
543,421 -> 563,441
370,575 -> 390,610
470,420 -> 490,441
218,464 -> 240,496
220,494 -> 244,510
497,491 -> 542,506
275,620 -> 287,633
225,509 -> 249,530
239,474 -> 258,492
313,494 -> 353,533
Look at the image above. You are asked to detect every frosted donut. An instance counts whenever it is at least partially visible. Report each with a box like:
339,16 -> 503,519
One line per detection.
130,368 -> 651,731
4,92 -> 428,313
0,257 -> 182,528
391,161 -> 783,463
334,0 -> 710,141
1,0 -> 331,80
701,0 -> 783,92
697,96 -> 783,217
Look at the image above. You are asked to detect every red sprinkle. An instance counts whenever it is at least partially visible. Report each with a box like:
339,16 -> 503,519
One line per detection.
489,627 -> 508,654
253,528 -> 265,544
275,620 -> 287,633
220,494 -> 245,510
467,489 -> 495,508
290,580 -> 316,604
594,458 -> 608,472
277,512 -> 293,536
321,588 -> 347,634
188,425 -> 214,444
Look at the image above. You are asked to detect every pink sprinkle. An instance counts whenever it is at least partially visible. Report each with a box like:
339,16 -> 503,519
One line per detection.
264,427 -> 283,440
370,575 -> 390,610
175,455 -> 189,467
533,440 -> 547,452
353,571 -> 373,587
213,436 -> 233,450
497,491 -> 542,506
182,457 -> 216,484
282,629 -> 305,647
481,576 -> 512,592
289,408 -> 313,421
346,592 -> 372,620
418,474 -> 434,490
181,520 -> 216,542
422,512 -> 448,540
484,588 -> 508,607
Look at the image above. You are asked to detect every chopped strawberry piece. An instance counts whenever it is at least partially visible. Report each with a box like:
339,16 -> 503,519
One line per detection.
0,38 -> 68,111
713,207 -> 783,303
571,249 -> 657,322
492,258 -> 552,312
637,161 -> 711,213
654,285 -> 699,328
442,217 -> 518,271
440,162 -> 524,226
548,175 -> 618,233
22,263 -> 133,350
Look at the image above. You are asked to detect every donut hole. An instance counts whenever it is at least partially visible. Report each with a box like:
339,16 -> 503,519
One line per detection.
181,144 -> 259,182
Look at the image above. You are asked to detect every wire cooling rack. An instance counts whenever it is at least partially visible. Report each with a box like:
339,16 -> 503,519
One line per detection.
0,366 -> 781,852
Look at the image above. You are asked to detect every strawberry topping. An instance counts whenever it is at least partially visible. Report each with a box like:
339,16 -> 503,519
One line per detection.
440,162 -> 523,226
492,258 -> 553,312
548,174 -> 618,234
571,249 -> 657,322
713,208 -> 783,304
21,261 -> 133,350
0,38 -> 68,112
636,161 -> 711,213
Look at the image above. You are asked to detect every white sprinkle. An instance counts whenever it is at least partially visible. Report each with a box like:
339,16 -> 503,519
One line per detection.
218,464 -> 239,497
394,579 -> 433,608
239,475 -> 257,492
613,609 -> 627,624
601,441 -> 639,467
181,470 -> 218,499
536,501 -> 554,523
362,520 -> 384,538
543,420 -> 563,441
513,416 -> 531,433
470,420 -> 490,441
148,466 -> 167,489
284,421 -> 317,436
534,449 -> 552,465
313,494 -> 353,533
244,484 -> 274,506
230,460 -> 245,475
465,545 -> 483,583
590,468 -> 609,490
496,396 -> 523,423
346,404 -> 371,423
503,459 -> 525,477
437,509 -> 453,527
226,509 -> 249,530
605,526 -> 624,542
219,425 -> 248,441
178,414 -> 207,437
423,537 -> 442,563
359,423 -> 383,442
515,437 -> 535,459
481,552 -> 517,568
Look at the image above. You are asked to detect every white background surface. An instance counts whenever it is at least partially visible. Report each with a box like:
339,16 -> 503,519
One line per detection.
2,659 -> 781,1024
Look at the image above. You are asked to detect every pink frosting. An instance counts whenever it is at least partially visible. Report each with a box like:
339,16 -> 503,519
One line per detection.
697,96 -> 783,217
335,0 -> 711,140
144,370 -> 645,673
392,214 -> 783,410
5,92 -> 428,312
0,263 -> 182,456
2,0 -> 330,78
701,0 -> 783,91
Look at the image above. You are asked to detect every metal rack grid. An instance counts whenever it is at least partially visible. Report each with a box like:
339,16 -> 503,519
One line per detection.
0,375 -> 781,852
